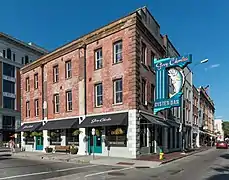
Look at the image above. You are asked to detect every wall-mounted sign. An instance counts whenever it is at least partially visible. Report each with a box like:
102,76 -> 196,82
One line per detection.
154,55 -> 192,114
91,117 -> 111,124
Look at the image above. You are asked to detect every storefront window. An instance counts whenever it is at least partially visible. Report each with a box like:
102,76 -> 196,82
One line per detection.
49,130 -> 61,145
23,132 -> 34,145
140,119 -> 147,147
67,129 -> 79,145
105,126 -> 127,147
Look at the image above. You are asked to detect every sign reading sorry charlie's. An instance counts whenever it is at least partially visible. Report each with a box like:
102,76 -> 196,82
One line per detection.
154,54 -> 192,114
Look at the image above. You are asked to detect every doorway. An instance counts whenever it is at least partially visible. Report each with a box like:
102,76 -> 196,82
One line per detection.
88,127 -> 102,154
35,136 -> 43,150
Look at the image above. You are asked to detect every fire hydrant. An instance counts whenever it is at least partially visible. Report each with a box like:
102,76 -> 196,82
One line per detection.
159,149 -> 164,160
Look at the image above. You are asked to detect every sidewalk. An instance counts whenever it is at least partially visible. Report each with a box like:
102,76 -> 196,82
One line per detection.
12,146 -> 213,168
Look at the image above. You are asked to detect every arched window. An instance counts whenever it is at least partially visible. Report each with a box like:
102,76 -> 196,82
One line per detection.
7,48 -> 11,60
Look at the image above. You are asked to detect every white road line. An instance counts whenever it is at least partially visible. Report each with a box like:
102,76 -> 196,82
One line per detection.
85,167 -> 134,178
0,164 -> 98,180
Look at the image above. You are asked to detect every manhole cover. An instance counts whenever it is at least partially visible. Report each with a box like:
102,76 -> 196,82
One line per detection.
108,172 -> 125,176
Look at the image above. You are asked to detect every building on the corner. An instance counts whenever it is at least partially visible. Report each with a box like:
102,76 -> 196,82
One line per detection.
0,32 -> 48,142
214,119 -> 224,141
18,7 -> 183,158
198,86 -> 215,145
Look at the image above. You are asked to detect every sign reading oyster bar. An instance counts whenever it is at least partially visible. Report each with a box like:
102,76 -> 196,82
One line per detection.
91,117 -> 112,124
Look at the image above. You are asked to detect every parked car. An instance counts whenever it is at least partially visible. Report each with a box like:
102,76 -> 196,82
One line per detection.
216,141 -> 228,149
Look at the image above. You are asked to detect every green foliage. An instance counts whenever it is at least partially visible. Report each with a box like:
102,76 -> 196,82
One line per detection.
72,130 -> 82,136
30,132 -> 43,137
222,122 -> 229,137
23,132 -> 28,137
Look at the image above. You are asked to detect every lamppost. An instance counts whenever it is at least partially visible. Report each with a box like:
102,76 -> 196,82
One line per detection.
181,58 -> 208,153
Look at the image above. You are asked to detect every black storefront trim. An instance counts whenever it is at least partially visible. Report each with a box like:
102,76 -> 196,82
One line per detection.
16,122 -> 42,132
164,120 -> 180,127
39,118 -> 79,130
78,112 -> 128,128
140,113 -> 169,127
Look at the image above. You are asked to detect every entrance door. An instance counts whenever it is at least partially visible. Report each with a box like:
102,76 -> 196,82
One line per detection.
88,128 -> 102,154
35,136 -> 43,150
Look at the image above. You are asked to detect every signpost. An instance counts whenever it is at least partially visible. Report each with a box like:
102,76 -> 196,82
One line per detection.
91,128 -> 95,159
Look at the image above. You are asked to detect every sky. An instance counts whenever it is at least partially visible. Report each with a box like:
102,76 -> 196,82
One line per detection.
1,0 -> 227,119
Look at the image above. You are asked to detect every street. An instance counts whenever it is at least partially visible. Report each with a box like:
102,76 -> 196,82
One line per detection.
0,148 -> 229,179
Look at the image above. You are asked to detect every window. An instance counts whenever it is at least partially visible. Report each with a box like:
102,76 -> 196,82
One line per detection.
113,79 -> 123,104
53,94 -> 60,113
66,91 -> 72,111
7,48 -> 11,60
95,83 -> 103,107
26,101 -> 30,117
26,77 -> 30,92
95,48 -> 103,69
105,126 -> 127,147
13,53 -> 15,61
113,41 -> 123,63
151,84 -> 155,104
3,97 -> 15,109
21,57 -> 24,64
3,116 -> 15,130
151,51 -> 155,70
34,99 -> 39,117
140,119 -> 147,147
141,79 -> 146,104
3,80 -> 15,94
3,50 -> 6,58
141,42 -> 147,64
53,65 -> 59,83
3,63 -> 15,77
65,61 -> 72,79
25,55 -> 29,64
34,74 -> 38,89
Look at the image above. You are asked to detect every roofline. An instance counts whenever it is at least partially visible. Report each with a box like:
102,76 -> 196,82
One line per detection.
0,32 -> 48,54
21,7 -> 148,73
165,35 -> 180,57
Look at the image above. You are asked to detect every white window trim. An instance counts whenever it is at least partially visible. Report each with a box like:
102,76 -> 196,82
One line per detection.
26,101 -> 30,118
95,49 -> 103,69
66,61 -> 72,79
66,91 -> 72,111
35,99 -> 39,116
54,94 -> 59,113
113,41 -> 123,63
53,66 -> 59,83
142,79 -> 147,105
34,74 -> 38,89
26,78 -> 30,92
95,84 -> 103,107
113,79 -> 123,104
141,42 -> 147,65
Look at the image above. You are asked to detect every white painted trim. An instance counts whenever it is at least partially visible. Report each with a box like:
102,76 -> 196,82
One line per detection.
21,120 -> 42,125
85,110 -> 129,117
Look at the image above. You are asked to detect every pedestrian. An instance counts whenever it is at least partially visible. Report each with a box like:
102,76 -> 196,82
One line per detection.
9,139 -> 15,153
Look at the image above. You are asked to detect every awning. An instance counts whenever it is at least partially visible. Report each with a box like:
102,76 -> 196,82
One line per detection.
78,112 -> 128,128
140,114 -> 169,127
15,122 -> 42,132
165,120 -> 180,127
39,118 -> 79,130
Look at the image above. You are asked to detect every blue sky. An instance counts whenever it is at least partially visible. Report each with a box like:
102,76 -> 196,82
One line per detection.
1,0 -> 227,119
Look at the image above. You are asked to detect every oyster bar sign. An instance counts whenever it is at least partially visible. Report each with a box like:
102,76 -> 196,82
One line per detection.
23,125 -> 33,129
91,117 -> 112,124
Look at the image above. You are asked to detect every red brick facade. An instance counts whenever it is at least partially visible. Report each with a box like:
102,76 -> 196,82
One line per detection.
192,85 -> 199,126
21,11 -> 165,123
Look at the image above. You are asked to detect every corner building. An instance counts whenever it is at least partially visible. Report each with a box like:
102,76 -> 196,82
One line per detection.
19,7 -> 180,158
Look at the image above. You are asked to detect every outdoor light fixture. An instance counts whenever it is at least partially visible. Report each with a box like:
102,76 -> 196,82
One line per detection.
200,59 -> 208,64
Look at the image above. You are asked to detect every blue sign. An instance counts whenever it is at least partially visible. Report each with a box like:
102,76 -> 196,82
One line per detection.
154,55 -> 192,114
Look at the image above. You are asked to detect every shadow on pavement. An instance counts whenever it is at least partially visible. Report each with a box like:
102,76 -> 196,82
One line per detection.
207,166 -> 229,180
220,154 -> 229,159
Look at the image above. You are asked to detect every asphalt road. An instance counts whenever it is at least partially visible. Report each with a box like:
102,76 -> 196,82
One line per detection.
0,147 -> 229,179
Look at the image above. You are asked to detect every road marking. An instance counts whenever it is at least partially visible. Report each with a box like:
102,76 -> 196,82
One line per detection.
0,164 -> 98,180
85,167 -> 134,178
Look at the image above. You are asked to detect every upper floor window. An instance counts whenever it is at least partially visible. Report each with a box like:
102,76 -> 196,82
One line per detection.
53,65 -> 59,83
21,57 -> 24,64
66,90 -> 72,111
151,51 -> 155,70
3,63 -> 15,77
95,83 -> 103,107
34,99 -> 39,117
3,50 -> 6,58
26,101 -> 30,118
25,55 -> 29,64
141,79 -> 146,104
6,48 -> 11,60
113,40 -> 123,63
113,79 -> 123,104
141,42 -> 147,64
65,61 -> 72,79
13,53 -> 16,61
3,97 -> 15,110
95,48 -> 103,70
34,73 -> 38,89
26,77 -> 30,92
3,80 -> 15,94
151,84 -> 155,104
53,94 -> 60,113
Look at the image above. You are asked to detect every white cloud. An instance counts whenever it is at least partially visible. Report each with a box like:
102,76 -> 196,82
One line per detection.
205,64 -> 220,71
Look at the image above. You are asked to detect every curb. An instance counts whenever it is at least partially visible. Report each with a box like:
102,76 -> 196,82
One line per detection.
161,148 -> 211,165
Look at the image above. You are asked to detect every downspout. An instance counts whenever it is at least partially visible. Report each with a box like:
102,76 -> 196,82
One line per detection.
41,64 -> 44,120
83,44 -> 87,116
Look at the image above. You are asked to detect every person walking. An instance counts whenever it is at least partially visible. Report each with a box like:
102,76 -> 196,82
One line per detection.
9,139 -> 15,153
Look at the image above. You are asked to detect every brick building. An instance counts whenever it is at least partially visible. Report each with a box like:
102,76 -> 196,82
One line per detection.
192,85 -> 199,147
18,7 -> 182,157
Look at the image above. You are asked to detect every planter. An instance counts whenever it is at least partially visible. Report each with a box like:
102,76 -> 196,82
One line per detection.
45,147 -> 53,153
70,147 -> 78,154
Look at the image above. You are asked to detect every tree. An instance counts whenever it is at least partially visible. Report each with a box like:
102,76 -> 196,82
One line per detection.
222,122 -> 229,138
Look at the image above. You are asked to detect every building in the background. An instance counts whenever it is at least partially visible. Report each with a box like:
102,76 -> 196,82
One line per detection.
0,32 -> 48,142
214,119 -> 224,141
198,86 -> 215,145
192,85 -> 199,147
